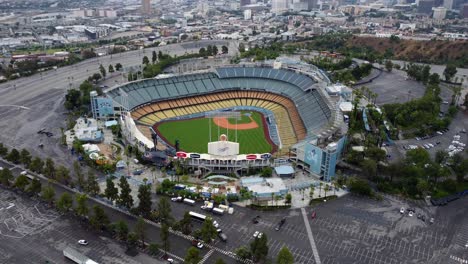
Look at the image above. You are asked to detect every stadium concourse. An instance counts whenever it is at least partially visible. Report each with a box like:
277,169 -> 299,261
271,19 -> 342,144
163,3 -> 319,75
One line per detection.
105,61 -> 347,180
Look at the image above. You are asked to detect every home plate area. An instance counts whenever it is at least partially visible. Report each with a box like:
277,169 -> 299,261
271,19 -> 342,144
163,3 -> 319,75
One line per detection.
0,190 -> 60,238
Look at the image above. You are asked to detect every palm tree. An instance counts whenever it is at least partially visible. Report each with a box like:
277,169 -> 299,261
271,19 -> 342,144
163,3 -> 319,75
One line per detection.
332,180 -> 337,196
318,182 -> 323,197
324,185 -> 331,198
274,195 -> 280,206
309,185 -> 315,198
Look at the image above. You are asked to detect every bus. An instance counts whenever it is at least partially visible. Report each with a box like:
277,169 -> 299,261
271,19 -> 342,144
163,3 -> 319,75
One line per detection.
189,211 -> 207,222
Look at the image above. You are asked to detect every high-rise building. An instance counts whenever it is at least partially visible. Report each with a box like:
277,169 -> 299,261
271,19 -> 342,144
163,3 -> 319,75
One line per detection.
240,0 -> 251,6
432,6 -> 447,19
244,9 -> 252,19
272,0 -> 289,14
443,0 -> 454,9
142,0 -> 152,14
418,0 -> 435,13
308,0 -> 318,9
462,4 -> 468,18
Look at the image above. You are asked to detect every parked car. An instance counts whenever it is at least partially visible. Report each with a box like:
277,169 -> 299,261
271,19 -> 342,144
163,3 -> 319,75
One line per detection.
218,232 -> 227,242
253,231 -> 260,238
400,207 -> 405,214
78,240 -> 88,245
408,211 -> 414,217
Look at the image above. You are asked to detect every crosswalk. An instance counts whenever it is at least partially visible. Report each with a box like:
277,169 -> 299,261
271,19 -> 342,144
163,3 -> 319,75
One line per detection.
199,249 -> 215,263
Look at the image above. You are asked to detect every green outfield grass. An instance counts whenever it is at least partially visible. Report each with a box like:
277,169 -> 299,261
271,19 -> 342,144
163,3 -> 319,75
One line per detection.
156,111 -> 273,154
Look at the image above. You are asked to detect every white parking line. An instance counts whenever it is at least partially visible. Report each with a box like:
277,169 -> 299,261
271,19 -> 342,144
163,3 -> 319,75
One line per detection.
301,208 -> 321,264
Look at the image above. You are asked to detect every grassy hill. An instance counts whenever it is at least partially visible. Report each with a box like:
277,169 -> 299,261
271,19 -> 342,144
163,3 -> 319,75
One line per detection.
345,36 -> 468,67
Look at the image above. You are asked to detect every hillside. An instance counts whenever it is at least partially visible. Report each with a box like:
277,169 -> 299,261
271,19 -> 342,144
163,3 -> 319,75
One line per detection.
346,36 -> 468,67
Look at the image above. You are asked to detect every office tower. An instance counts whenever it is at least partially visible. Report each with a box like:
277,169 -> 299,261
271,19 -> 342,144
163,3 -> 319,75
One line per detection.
418,0 -> 435,13
272,0 -> 289,13
142,0 -> 151,14
432,6 -> 447,19
240,0 -> 251,6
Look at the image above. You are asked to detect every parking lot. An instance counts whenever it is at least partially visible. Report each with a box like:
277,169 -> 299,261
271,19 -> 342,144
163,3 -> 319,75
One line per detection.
0,187 -> 167,264
163,191 -> 468,264
393,110 -> 468,159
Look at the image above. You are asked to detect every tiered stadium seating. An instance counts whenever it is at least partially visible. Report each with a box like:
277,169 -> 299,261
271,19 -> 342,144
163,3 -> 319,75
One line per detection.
108,66 -> 332,148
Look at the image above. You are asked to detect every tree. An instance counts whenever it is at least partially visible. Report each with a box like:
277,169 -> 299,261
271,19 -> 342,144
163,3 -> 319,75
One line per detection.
215,258 -> 226,264
0,143 -> 8,157
184,247 -> 202,264
152,50 -> 157,64
90,205 -> 110,231
99,64 -> 106,78
44,158 -> 55,179
324,185 -> 331,198
6,148 -> 20,164
180,211 -> 192,235
435,150 -> 448,164
160,223 -> 170,255
385,60 -> 393,72
19,149 -> 32,167
142,56 -> 150,65
41,185 -> 55,206
0,168 -> 13,187
55,165 -> 71,185
261,167 -> 273,177
212,45 -> 218,56
65,88 -> 81,110
73,161 -> 84,189
127,232 -> 138,250
200,217 -> 217,243
235,246 -> 252,260
29,157 -> 44,174
115,220 -> 129,241
309,185 -> 315,198
157,196 -> 172,225
91,72 -> 102,82
318,182 -> 323,197
135,217 -> 147,247
239,43 -> 246,52
406,148 -> 431,166
137,183 -> 152,217
27,177 -> 42,195
86,170 -> 100,196
349,177 -> 372,196
108,64 -> 114,73
199,47 -> 206,56
57,192 -> 73,213
104,178 -> 119,202
75,193 -> 89,218
118,176 -> 133,209
361,159 -> 377,178
148,243 -> 159,255
13,174 -> 28,191
221,45 -> 228,54
285,193 -> 292,204
276,246 -> 294,264
115,63 -> 123,71
250,233 -> 269,262
443,64 -> 457,82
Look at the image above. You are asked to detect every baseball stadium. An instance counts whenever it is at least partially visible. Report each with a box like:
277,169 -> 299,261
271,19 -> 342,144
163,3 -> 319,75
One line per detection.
104,62 -> 344,178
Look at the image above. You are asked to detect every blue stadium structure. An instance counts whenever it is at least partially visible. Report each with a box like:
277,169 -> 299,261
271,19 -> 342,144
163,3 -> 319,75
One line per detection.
106,65 -> 335,141
105,63 -> 345,180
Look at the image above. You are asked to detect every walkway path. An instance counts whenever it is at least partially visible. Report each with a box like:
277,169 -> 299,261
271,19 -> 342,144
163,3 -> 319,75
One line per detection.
301,207 -> 321,264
